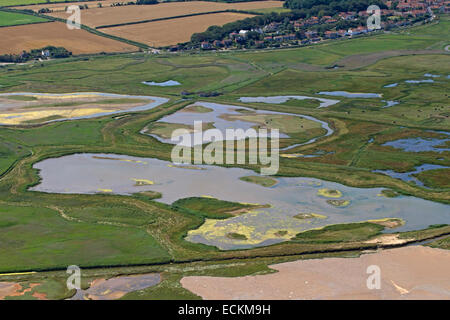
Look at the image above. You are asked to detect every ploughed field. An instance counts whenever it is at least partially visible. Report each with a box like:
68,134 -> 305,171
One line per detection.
5,1 -> 281,49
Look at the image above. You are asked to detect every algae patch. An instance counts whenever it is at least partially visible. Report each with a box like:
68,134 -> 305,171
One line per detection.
317,188 -> 342,198
326,199 -> 350,207
294,213 -> 327,220
132,178 -> 154,186
239,175 -> 278,188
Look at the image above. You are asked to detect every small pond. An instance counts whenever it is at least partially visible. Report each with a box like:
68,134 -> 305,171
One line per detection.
238,95 -> 340,108
317,91 -> 382,98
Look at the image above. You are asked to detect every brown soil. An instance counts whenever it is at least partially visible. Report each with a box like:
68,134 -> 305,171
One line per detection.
181,246 -> 450,300
0,282 -> 21,299
0,21 -> 137,55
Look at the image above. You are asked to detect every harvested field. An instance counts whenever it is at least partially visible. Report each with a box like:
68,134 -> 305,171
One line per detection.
41,1 -> 281,27
101,12 -> 255,47
181,246 -> 450,300
0,21 -> 137,55
14,0 -> 121,12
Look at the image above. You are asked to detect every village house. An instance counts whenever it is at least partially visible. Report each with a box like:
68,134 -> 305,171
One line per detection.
238,30 -> 249,38
305,30 -> 318,39
222,39 -> 232,47
201,42 -> 211,50
41,50 -> 50,58
324,30 -> 339,39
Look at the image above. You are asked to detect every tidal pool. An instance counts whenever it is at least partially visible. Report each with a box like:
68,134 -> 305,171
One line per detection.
381,100 -> 399,108
424,73 -> 441,78
141,102 -> 333,150
318,91 -> 382,98
405,79 -> 434,84
142,80 -> 181,87
70,273 -> 160,300
382,135 -> 450,153
238,95 -> 340,108
31,153 -> 450,250
374,164 -> 449,188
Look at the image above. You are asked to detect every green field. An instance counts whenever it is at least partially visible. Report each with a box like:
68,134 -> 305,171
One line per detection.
0,0 -> 60,6
0,10 -> 48,26
0,204 -> 170,272
0,15 -> 448,299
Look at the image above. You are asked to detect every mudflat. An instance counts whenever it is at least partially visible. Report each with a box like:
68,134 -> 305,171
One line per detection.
181,246 -> 450,300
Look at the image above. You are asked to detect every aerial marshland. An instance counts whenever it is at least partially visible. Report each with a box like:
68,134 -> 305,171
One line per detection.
0,13 -> 448,300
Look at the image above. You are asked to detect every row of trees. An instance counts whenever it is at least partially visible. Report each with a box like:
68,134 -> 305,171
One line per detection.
284,0 -> 387,15
136,0 -> 158,4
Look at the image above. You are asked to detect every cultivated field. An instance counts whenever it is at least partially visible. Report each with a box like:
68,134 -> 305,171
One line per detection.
12,0 -> 121,11
46,1 -> 281,28
1,0 -> 60,6
0,10 -> 48,27
0,21 -> 137,54
101,12 -> 255,47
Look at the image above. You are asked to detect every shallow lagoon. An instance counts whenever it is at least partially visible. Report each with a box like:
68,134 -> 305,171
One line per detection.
31,153 -> 450,250
142,102 -> 334,150
383,136 -> 450,153
0,92 -> 169,125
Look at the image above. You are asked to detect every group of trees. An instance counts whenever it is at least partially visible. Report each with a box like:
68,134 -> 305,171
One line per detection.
0,46 -> 71,64
136,0 -> 158,4
284,0 -> 387,16
191,11 -> 307,43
